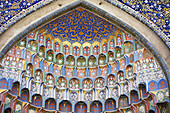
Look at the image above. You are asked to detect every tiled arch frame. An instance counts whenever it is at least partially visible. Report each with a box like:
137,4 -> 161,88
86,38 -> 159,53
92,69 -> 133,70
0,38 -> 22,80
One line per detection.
0,0 -> 169,48
0,0 -> 169,103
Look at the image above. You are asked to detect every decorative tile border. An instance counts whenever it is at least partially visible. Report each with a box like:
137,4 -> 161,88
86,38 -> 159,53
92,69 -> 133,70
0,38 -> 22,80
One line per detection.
0,0 -> 53,34
0,0 -> 169,48
106,0 -> 170,48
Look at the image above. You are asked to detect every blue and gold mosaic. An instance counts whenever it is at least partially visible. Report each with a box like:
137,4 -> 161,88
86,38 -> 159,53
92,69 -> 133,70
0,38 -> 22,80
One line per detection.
43,7 -> 115,44
107,0 -> 170,47
0,0 -> 53,33
119,0 -> 169,37
0,3 -> 169,113
0,0 -> 41,25
0,0 -> 169,47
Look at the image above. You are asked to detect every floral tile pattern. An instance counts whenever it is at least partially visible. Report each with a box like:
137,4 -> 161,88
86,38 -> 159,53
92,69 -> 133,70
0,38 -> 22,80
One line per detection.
0,0 -> 169,47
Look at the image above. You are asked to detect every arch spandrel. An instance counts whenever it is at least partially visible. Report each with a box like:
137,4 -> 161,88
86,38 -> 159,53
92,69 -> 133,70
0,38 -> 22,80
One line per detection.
0,0 -> 169,112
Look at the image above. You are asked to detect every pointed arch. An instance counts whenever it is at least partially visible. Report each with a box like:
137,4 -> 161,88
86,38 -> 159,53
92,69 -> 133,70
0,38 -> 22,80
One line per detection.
105,98 -> 116,111
90,101 -> 102,113
59,100 -> 72,112
75,101 -> 87,113
45,98 -> 56,110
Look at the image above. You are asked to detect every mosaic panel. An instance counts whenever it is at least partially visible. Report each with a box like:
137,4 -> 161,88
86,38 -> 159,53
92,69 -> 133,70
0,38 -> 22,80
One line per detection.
0,0 -> 169,47
0,6 -> 169,113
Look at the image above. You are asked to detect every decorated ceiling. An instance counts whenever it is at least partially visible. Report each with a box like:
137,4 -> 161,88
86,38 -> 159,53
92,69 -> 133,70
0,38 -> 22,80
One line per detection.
0,7 -> 169,113
0,0 -> 169,47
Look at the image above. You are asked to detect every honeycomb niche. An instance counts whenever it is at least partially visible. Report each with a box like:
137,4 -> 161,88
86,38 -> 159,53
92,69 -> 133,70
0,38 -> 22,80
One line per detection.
0,7 -> 168,113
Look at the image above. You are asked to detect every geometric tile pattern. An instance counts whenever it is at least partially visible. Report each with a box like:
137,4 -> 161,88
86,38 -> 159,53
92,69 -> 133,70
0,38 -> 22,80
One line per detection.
0,4 -> 169,113
0,0 -> 169,47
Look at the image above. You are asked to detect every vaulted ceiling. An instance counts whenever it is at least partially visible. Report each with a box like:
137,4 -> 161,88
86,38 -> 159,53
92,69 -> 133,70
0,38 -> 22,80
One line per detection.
0,0 -> 169,113
0,0 -> 169,47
